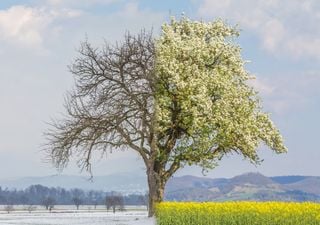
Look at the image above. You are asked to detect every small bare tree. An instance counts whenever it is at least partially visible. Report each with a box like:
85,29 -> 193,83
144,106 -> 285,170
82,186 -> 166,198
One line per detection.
26,205 -> 37,213
93,199 -> 98,210
105,195 -> 125,213
105,196 -> 112,212
72,197 -> 82,210
4,205 -> 14,214
41,197 -> 55,211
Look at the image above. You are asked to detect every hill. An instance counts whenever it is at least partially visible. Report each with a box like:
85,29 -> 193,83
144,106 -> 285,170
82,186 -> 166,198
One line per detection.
1,172 -> 319,201
166,173 -> 320,202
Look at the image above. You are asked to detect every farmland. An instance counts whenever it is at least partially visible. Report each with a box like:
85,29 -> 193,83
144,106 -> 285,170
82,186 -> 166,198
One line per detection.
2,202 -> 320,224
156,202 -> 320,225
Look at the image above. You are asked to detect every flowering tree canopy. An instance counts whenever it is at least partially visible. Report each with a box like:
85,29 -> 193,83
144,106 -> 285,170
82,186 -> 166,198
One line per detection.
155,18 -> 286,171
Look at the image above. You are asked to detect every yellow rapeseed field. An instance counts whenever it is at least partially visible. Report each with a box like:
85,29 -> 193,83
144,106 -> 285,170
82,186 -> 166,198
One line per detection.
156,202 -> 320,225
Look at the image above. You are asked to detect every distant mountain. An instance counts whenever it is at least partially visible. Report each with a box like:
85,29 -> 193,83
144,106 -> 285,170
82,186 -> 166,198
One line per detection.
166,172 -> 320,202
271,175 -> 310,184
1,172 -> 319,201
284,177 -> 320,195
231,173 -> 275,186
166,175 -> 227,192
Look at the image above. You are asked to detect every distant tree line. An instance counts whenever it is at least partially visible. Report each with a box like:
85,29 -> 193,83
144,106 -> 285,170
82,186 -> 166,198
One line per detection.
0,185 -> 148,208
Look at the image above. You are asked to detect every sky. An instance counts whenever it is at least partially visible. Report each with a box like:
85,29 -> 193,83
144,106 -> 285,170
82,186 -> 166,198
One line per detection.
0,0 -> 319,179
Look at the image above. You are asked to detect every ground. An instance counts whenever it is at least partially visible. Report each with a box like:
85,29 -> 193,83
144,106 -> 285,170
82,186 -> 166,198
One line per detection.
0,206 -> 155,225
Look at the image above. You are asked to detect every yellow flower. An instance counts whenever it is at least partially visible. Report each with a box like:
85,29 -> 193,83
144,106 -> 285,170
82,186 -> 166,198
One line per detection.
156,201 -> 320,225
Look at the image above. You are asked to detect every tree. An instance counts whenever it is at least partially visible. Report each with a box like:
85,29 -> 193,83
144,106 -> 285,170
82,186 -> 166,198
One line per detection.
92,198 -> 98,210
41,197 -> 55,211
46,17 -> 286,217
26,205 -> 37,213
71,188 -> 84,210
105,196 -> 112,212
4,205 -> 14,214
72,197 -> 82,210
105,195 -> 124,213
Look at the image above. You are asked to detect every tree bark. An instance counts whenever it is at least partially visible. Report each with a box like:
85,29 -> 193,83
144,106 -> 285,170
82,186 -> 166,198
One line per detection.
147,169 -> 166,217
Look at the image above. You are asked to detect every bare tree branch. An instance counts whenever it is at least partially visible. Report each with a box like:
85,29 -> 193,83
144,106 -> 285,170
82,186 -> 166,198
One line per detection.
46,31 -> 155,172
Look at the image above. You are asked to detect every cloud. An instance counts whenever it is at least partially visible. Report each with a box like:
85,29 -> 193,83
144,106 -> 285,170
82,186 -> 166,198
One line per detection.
0,2 -> 165,177
198,0 -> 320,60
46,0 -> 120,8
249,71 -> 320,114
0,5 -> 81,48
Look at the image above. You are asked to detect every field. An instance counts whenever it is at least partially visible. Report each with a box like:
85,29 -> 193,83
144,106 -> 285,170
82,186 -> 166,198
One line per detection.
2,202 -> 320,224
0,206 -> 154,225
156,202 -> 320,225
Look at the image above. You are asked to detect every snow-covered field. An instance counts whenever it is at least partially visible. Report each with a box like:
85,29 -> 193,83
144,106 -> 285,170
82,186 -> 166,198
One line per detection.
0,210 -> 155,225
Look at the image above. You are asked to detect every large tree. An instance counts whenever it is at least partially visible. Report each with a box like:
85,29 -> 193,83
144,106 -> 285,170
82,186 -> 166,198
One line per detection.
46,17 -> 286,217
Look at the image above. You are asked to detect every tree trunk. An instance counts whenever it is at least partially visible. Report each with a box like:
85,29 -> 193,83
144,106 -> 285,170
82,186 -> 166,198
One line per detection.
147,169 -> 166,217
